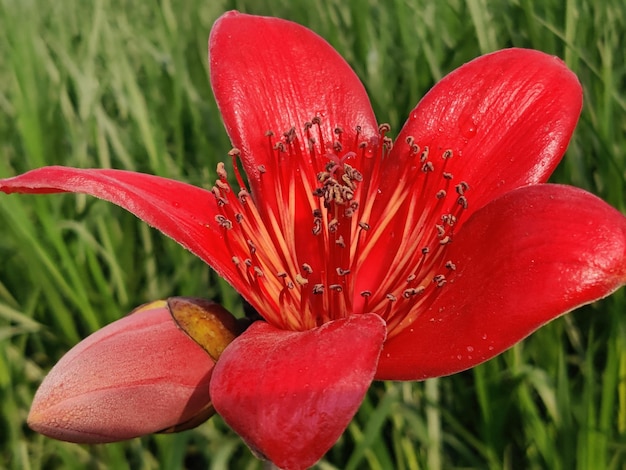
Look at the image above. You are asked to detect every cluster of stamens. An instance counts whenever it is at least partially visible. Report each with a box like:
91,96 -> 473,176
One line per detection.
209,117 -> 470,335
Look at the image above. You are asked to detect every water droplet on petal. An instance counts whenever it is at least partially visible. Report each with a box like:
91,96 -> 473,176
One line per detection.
459,113 -> 478,139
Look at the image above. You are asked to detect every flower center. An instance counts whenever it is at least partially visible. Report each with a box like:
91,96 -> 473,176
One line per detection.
210,118 -> 469,336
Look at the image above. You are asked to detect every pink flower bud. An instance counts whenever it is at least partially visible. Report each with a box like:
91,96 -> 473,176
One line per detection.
28,299 -> 236,443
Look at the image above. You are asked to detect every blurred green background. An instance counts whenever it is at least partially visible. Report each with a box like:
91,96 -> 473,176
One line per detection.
1,0 -> 625,468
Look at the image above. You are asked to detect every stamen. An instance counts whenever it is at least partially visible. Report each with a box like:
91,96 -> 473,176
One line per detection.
211,117 -> 469,335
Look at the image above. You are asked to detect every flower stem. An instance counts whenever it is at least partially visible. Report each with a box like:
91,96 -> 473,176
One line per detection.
425,378 -> 442,470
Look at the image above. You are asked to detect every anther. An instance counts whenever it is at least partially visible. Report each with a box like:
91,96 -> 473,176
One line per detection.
347,166 -> 363,181
386,294 -> 397,302
443,172 -> 454,180
358,221 -> 370,231
406,274 -> 416,282
313,284 -> 325,294
328,219 -> 339,232
247,239 -> 257,254
436,190 -> 446,199
445,261 -> 457,270
228,148 -> 241,157
254,267 -> 264,277
442,149 -> 453,159
439,236 -> 452,245
378,123 -> 391,134
235,213 -> 244,223
232,256 -> 240,265
360,290 -> 372,297
403,288 -> 425,298
457,196 -> 468,209
258,165 -> 267,174
421,247 -> 430,255
276,272 -> 287,278
442,214 -> 457,225
215,215 -> 233,230
216,162 -> 228,179
422,161 -> 434,172
335,236 -> 346,248
238,189 -> 250,203
433,274 -> 447,287
215,179 -> 229,190
312,218 -> 322,236
295,274 -> 308,285
283,127 -> 297,143
336,267 -> 350,276
302,263 -> 313,274
329,284 -> 343,292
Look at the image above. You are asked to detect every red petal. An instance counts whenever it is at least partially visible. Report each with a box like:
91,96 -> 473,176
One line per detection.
28,301 -> 215,443
210,314 -> 386,470
0,167 -> 249,296
209,11 -> 378,213
377,185 -> 626,380
379,48 -> 582,222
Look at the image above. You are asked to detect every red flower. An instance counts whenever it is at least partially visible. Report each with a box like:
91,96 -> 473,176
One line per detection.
2,11 -> 626,470
26,299 -> 238,443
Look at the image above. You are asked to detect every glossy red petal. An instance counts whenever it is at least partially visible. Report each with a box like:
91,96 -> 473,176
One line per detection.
377,184 -> 626,380
209,11 -> 378,213
377,49 -> 582,224
211,314 -> 386,470
0,167 -> 249,296
28,301 -> 215,443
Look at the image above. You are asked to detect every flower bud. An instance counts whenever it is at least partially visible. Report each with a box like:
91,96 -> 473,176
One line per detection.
28,298 -> 238,443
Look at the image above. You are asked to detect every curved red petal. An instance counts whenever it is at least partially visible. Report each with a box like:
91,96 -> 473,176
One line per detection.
378,49 -> 582,224
209,11 -> 378,210
210,314 -> 386,470
377,184 -> 626,380
28,301 -> 215,443
0,167 -> 249,296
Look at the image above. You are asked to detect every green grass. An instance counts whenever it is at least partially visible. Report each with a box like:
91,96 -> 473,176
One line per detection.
1,0 -> 625,468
